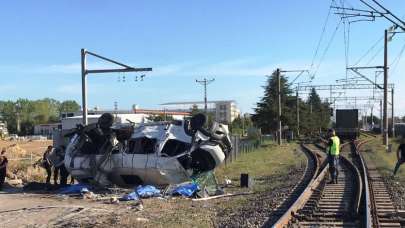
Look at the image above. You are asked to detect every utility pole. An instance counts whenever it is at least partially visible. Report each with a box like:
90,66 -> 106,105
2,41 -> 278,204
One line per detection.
380,99 -> 383,136
277,68 -> 282,145
80,48 -> 152,125
371,106 -> 374,129
296,89 -> 300,137
383,29 -> 388,147
391,88 -> 395,138
279,69 -> 309,139
196,78 -> 215,113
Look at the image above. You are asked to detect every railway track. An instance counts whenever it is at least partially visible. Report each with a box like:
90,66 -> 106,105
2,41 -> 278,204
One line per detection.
355,140 -> 402,228
262,143 -> 321,226
266,136 -> 405,227
270,141 -> 362,227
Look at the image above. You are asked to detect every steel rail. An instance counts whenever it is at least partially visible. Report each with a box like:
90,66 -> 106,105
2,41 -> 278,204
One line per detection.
269,144 -> 324,227
356,141 -> 373,228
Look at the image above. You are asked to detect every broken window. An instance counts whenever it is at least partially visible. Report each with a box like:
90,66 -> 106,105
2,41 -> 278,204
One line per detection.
161,139 -> 191,157
127,137 -> 156,154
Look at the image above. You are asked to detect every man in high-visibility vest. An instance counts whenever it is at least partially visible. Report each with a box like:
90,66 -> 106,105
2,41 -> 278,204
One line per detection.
327,129 -> 340,184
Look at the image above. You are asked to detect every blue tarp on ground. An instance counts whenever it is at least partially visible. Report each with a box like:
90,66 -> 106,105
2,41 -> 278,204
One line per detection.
136,185 -> 161,198
58,183 -> 90,195
171,183 -> 199,197
121,191 -> 140,201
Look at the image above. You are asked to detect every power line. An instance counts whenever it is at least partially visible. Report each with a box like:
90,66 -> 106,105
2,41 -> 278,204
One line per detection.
309,0 -> 334,72
390,41 -> 405,75
366,45 -> 384,65
313,19 -> 343,77
353,34 -> 384,66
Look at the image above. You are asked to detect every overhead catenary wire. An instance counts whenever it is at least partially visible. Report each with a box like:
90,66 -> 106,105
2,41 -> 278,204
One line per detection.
352,34 -> 384,66
313,18 -> 343,78
339,0 -> 350,79
366,45 -> 384,65
390,41 -> 405,75
309,0 -> 334,73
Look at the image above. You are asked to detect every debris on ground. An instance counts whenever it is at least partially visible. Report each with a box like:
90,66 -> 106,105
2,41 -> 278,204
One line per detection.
58,183 -> 91,195
121,191 -> 139,201
167,182 -> 200,197
136,185 -> 161,198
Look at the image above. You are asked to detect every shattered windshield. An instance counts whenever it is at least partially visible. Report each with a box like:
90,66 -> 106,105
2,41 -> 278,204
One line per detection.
127,137 -> 156,154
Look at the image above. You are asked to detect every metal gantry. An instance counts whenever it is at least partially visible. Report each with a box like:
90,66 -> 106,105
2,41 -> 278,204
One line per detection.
295,83 -> 395,135
80,49 -> 152,125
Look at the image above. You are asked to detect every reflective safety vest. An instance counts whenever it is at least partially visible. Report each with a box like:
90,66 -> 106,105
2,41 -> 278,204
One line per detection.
329,136 -> 340,156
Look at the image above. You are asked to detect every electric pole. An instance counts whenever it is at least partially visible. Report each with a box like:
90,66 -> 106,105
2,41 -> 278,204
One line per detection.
383,29 -> 388,147
391,88 -> 395,138
380,99 -> 383,136
277,69 -> 308,143
277,68 -> 282,145
196,78 -> 215,113
296,89 -> 300,137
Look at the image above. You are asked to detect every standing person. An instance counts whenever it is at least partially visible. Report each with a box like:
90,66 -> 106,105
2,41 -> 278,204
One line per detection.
0,148 -> 8,190
55,146 -> 69,186
393,137 -> 405,176
327,129 -> 340,184
41,146 -> 53,185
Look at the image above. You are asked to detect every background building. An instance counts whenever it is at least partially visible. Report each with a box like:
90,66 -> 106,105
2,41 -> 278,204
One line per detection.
34,123 -> 60,136
161,100 -> 240,123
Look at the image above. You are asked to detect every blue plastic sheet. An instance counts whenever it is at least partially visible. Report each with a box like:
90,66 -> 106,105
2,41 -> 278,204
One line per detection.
136,185 -> 161,198
58,183 -> 90,195
121,191 -> 139,201
172,183 -> 199,197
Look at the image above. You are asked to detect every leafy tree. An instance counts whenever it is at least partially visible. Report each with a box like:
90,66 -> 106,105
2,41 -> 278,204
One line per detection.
304,88 -> 330,133
230,115 -> 253,135
0,98 -> 81,135
59,100 -> 80,113
251,70 -> 296,134
252,70 -> 331,135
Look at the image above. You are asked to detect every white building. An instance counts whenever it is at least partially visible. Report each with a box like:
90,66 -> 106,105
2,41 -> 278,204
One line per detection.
34,123 -> 60,136
161,100 -> 240,124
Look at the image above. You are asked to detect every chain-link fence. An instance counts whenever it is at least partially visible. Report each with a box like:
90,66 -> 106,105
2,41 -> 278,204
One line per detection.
225,136 -> 261,165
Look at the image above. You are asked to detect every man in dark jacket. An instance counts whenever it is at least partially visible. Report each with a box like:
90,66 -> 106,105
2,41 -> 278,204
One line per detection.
55,146 -> 72,186
41,146 -> 53,184
393,137 -> 405,176
0,148 -> 8,190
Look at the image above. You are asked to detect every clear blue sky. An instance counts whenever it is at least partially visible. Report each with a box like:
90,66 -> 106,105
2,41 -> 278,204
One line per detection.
0,0 -> 404,115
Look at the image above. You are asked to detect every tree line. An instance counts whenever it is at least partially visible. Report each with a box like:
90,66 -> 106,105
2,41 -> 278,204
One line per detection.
252,70 -> 331,135
0,98 -> 80,135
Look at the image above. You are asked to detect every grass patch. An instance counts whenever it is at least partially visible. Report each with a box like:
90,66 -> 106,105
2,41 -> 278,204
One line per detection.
362,136 -> 404,178
215,141 -> 304,192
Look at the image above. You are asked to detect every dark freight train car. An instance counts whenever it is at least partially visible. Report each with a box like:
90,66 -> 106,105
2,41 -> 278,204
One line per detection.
335,109 -> 359,139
